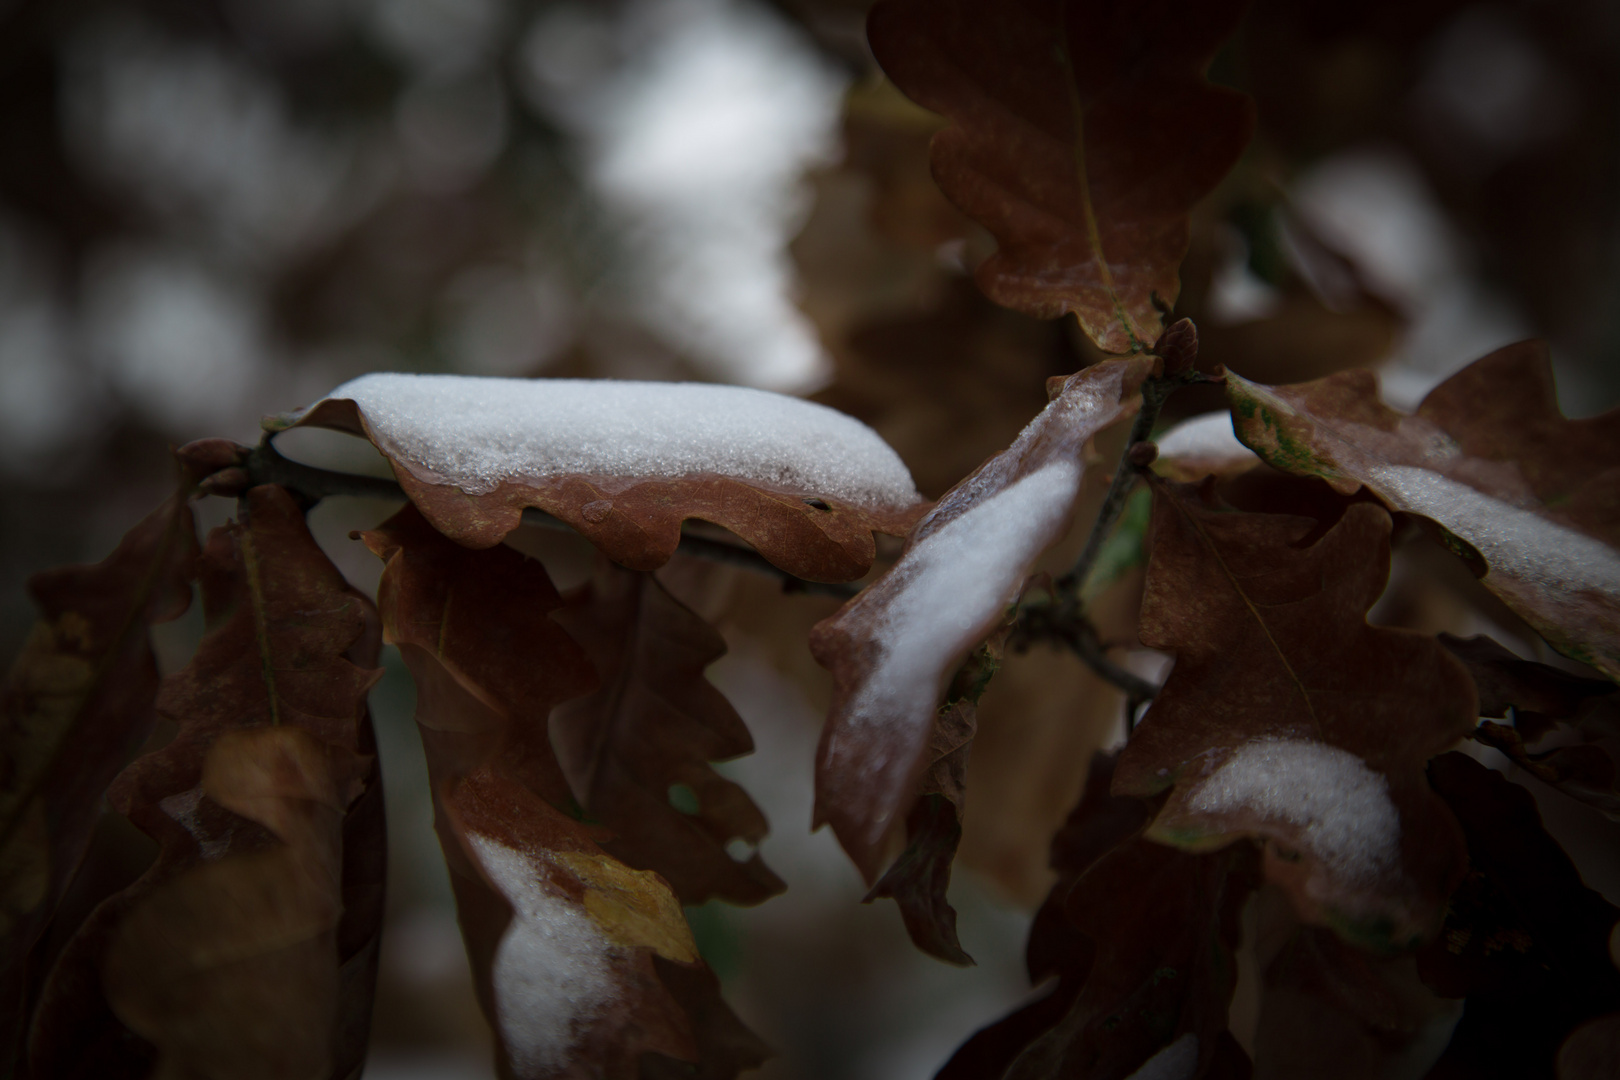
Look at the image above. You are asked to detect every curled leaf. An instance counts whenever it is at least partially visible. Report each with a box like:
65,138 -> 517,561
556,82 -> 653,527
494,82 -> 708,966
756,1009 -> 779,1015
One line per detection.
280,374 -> 928,583
813,357 -> 1152,879
0,492 -> 195,1057
868,0 -> 1254,352
1227,341 -> 1620,680
28,485 -> 384,1080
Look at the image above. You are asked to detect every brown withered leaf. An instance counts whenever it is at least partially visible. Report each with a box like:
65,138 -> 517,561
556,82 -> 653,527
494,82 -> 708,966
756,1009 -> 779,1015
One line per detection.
364,506 -> 767,1080
28,484 -> 384,1080
941,752 -> 1256,1080
279,392 -> 926,584
1418,752 -> 1620,1078
104,727 -> 370,1080
1114,483 -> 1477,950
551,561 -> 782,907
1443,634 -> 1620,820
0,491 -> 195,1060
1227,341 -> 1620,680
813,357 -> 1152,880
867,0 -> 1254,353
864,699 -> 977,966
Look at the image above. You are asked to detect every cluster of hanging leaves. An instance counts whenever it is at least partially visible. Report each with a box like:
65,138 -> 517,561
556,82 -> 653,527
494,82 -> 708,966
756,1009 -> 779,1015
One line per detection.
4,0 -> 1620,1078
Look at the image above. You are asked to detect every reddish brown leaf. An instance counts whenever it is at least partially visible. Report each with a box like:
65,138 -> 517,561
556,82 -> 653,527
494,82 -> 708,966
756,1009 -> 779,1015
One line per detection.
363,506 -> 767,1080
864,699 -> 977,966
813,358 -> 1152,879
551,561 -> 782,907
0,491 -> 195,1061
1227,341 -> 1620,680
1115,484 -> 1477,949
1418,752 -> 1620,1078
278,378 -> 928,584
868,0 -> 1255,352
1444,634 -> 1620,820
942,752 -> 1256,1080
28,485 -> 384,1080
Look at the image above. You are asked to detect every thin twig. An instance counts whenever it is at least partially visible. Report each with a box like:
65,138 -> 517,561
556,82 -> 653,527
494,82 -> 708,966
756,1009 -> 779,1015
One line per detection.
239,436 -> 860,599
1055,366 -> 1212,597
1010,597 -> 1158,706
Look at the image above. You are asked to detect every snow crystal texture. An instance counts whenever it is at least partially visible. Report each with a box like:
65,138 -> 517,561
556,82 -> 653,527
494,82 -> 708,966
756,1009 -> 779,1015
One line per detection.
467,833 -> 617,1075
321,373 -> 921,510
845,462 -> 1079,760
1368,465 -> 1620,595
1156,411 -> 1255,467
1189,738 -> 1400,882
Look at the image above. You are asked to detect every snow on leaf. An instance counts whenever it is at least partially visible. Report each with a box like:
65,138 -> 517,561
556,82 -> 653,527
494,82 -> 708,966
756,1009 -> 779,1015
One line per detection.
363,506 -> 765,1080
1417,753 -> 1620,1076
0,491 -> 194,1050
1225,340 -> 1620,680
28,486 -> 383,1080
1153,411 -> 1259,483
1114,483 -> 1478,949
550,561 -> 784,907
812,357 -> 1153,880
939,753 -> 1256,1080
868,0 -> 1254,353
276,373 -> 928,583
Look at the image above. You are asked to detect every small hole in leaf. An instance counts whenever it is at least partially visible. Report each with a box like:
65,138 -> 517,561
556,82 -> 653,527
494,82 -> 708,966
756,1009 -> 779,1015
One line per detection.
667,783 -> 700,815
725,837 -> 756,862
804,497 -> 830,511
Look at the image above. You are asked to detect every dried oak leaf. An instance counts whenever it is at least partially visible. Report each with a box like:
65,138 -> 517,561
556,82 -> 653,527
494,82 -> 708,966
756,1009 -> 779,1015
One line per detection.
1226,340 -> 1620,681
941,754 -> 1256,1080
277,374 -> 928,584
864,696 -> 978,966
868,0 -> 1255,353
0,491 -> 195,1057
1443,633 -> 1620,820
363,506 -> 766,1080
28,485 -> 384,1080
1418,752 -> 1620,1079
1114,483 -> 1477,950
551,560 -> 784,907
812,357 -> 1152,881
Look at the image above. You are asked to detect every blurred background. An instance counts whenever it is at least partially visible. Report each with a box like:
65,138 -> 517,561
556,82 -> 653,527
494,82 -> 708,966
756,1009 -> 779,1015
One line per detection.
3,0 -> 1619,1077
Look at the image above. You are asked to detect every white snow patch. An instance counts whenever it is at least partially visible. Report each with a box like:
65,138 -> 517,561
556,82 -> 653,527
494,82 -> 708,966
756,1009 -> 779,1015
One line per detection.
845,462 -> 1079,747
1125,1033 -> 1199,1080
1190,738 -> 1400,882
321,372 -> 920,509
467,833 -> 617,1076
1368,465 -> 1620,595
1156,412 -> 1256,469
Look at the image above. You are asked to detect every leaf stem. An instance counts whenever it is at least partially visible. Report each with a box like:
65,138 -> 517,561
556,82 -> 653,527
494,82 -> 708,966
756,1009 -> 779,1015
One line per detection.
238,437 -> 859,600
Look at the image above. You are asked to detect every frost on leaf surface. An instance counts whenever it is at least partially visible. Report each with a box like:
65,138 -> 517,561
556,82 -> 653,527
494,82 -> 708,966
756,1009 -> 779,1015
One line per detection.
1226,340 -> 1620,680
280,373 -> 926,583
813,358 -> 1151,879
1115,484 -> 1476,949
